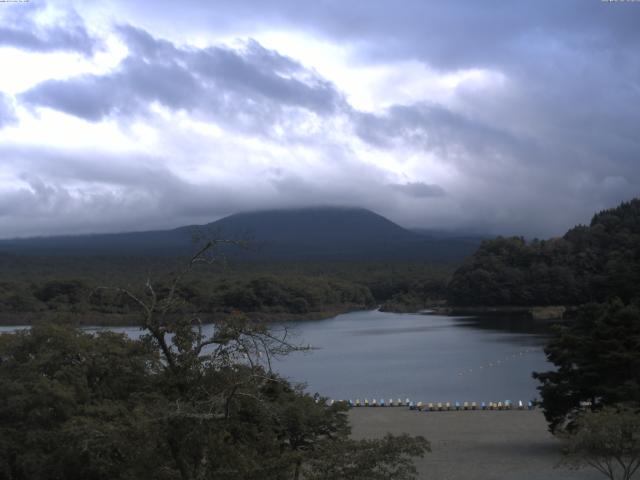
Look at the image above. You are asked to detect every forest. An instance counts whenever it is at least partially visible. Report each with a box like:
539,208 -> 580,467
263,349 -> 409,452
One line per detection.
0,256 -> 452,325
448,199 -> 640,307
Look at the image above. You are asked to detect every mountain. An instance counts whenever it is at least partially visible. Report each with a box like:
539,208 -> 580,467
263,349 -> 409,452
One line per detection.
0,207 -> 482,262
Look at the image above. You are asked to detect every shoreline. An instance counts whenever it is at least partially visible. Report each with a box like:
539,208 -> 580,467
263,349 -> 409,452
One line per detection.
0,305 -> 371,327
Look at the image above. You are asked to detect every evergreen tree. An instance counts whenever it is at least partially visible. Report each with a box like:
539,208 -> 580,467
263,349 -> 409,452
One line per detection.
533,300 -> 640,432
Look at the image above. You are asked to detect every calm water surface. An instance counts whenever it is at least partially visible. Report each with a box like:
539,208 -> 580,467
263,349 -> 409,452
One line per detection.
272,310 -> 552,403
1,310 -> 553,403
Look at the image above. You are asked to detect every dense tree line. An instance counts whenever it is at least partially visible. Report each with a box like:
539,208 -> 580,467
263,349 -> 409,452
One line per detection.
0,275 -> 375,323
0,259 -> 454,323
448,199 -> 640,307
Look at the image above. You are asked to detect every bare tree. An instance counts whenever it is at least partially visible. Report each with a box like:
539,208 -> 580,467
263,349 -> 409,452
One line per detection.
110,239 -> 301,368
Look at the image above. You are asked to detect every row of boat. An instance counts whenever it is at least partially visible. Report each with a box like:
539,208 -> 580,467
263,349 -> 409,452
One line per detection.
327,398 -> 535,410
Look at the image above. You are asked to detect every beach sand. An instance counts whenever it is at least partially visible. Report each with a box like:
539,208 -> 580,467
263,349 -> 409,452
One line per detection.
349,408 -> 602,480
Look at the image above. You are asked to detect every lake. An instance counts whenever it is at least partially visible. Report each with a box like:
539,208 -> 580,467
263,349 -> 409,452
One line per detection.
272,310 -> 552,404
0,310 -> 553,404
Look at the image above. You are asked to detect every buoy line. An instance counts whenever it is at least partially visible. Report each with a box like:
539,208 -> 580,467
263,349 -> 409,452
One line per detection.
456,347 -> 544,377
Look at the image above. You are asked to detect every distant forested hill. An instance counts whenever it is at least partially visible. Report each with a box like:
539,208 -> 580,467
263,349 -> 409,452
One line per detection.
448,199 -> 640,306
0,207 -> 482,262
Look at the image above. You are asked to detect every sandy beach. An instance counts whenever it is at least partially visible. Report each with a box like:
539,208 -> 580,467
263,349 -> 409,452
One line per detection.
349,408 -> 602,480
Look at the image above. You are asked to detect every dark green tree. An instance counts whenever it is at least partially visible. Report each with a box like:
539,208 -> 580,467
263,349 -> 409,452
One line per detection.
0,323 -> 164,480
533,300 -> 640,432
448,198 -> 640,307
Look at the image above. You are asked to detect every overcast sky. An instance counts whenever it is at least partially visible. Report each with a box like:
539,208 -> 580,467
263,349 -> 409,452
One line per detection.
0,0 -> 638,239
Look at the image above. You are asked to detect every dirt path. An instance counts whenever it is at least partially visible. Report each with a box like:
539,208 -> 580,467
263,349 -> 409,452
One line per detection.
349,408 -> 602,480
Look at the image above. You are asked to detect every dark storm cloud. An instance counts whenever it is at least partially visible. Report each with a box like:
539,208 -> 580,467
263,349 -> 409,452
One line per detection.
0,2 -> 98,55
108,0 -> 640,69
351,93 -> 640,236
353,103 -> 533,162
0,92 -> 17,128
389,182 -> 446,198
21,25 -> 344,134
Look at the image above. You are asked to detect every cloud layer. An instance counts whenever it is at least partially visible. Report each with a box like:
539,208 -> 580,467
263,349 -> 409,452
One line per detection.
0,3 -> 98,55
0,1 -> 639,239
22,25 -> 344,134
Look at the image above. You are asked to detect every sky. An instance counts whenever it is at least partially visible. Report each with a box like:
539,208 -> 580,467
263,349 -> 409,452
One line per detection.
0,0 -> 638,239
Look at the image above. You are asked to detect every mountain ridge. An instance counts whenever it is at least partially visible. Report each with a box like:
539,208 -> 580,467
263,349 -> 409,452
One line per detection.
0,207 -> 483,262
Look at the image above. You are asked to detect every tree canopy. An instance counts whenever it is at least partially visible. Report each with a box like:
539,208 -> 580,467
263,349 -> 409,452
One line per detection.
448,198 -> 640,307
533,300 -> 640,433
